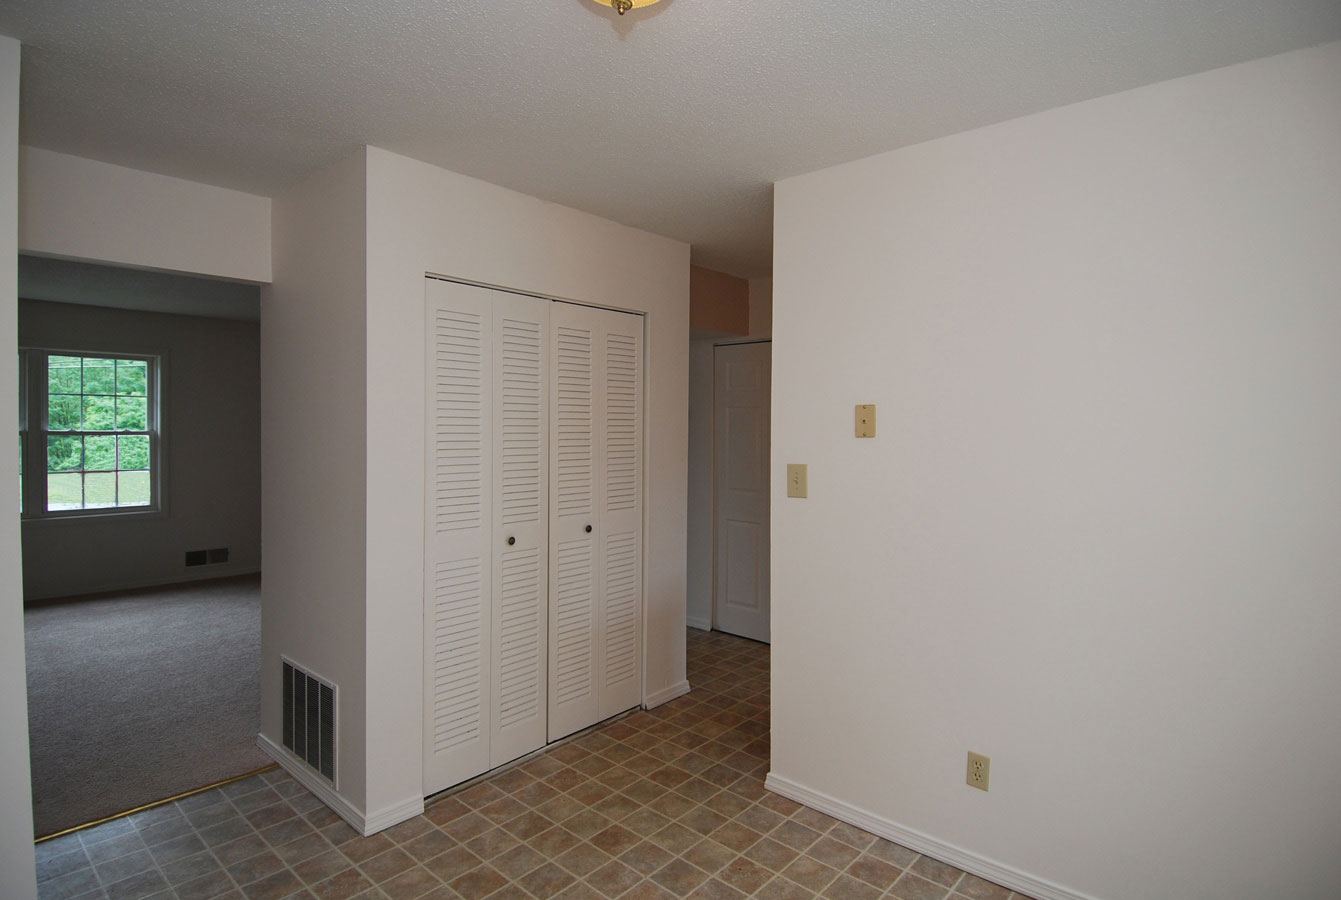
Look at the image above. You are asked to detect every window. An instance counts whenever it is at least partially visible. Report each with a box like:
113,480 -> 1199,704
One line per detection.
20,350 -> 161,517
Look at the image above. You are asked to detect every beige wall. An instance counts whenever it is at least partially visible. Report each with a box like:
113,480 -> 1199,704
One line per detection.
361,146 -> 690,823
0,34 -> 37,900
259,150 -> 370,816
770,42 -> 1341,900
20,300 -> 261,600
690,265 -> 749,335
19,148 -> 271,283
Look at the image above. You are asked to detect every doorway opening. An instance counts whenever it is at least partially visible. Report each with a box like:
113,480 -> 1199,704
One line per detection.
18,256 -> 265,838
711,340 -> 771,643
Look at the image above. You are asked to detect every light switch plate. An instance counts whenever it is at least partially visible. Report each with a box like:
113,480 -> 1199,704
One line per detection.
855,404 -> 876,438
786,464 -> 808,498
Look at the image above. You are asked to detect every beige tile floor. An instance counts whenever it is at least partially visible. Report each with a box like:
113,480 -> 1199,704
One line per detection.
34,629 -> 1035,900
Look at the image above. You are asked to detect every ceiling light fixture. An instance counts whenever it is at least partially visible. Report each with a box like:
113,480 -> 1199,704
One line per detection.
593,0 -> 665,14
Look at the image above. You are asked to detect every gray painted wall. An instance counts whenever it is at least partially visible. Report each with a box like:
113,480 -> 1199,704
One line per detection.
20,299 -> 261,600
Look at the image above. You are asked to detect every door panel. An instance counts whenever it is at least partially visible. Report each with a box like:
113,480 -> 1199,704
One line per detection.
548,302 -> 644,739
548,306 -> 599,739
713,342 -> 771,642
723,519 -> 762,612
597,316 -> 643,719
423,282 -> 494,793
489,295 -> 549,767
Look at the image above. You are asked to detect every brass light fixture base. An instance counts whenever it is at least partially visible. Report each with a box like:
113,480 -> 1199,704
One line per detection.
592,0 -> 665,15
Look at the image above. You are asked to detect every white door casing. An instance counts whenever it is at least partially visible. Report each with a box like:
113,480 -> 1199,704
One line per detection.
713,342 -> 771,643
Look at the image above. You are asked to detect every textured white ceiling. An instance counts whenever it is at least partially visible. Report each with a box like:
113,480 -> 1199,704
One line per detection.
2,1 -> 1338,277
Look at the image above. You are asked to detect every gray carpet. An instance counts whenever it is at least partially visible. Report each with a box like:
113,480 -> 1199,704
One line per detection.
24,574 -> 269,837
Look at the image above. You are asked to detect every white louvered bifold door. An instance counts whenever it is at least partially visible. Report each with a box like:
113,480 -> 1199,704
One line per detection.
489,292 -> 550,768
547,303 -> 600,740
547,303 -> 644,741
595,308 -> 644,720
423,280 -> 494,794
424,280 -> 549,793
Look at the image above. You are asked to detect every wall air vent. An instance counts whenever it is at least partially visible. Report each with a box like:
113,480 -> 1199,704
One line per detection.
185,547 -> 230,567
282,659 -> 336,784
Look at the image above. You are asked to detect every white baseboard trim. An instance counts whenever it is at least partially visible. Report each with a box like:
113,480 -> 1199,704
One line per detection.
764,772 -> 1098,900
257,734 -> 423,837
27,566 -> 262,604
686,615 -> 712,631
364,795 -> 426,836
643,679 -> 691,709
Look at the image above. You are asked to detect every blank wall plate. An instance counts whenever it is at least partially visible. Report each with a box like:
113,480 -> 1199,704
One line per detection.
855,404 -> 876,438
786,464 -> 808,498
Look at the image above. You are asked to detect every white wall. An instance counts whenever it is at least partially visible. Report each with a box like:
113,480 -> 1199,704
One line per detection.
686,278 -> 772,631
770,42 -> 1341,900
363,146 -> 690,822
747,277 -> 772,341
20,300 -> 261,600
19,147 -> 271,284
259,150 -> 370,815
0,34 -> 37,900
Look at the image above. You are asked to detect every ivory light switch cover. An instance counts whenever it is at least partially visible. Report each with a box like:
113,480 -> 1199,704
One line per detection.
786,464 -> 808,498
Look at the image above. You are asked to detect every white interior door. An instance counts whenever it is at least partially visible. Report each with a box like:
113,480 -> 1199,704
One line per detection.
548,302 -> 644,740
426,280 -> 642,789
547,303 -> 600,739
423,280 -> 494,793
489,292 -> 550,768
423,280 -> 549,794
713,342 -> 771,643
595,308 -> 643,720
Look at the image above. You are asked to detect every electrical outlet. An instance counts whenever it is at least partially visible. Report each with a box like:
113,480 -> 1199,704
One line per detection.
786,463 -> 808,498
967,752 -> 990,791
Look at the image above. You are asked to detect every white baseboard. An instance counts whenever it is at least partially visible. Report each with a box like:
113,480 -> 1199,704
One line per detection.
27,566 -> 262,604
686,615 -> 712,631
643,679 -> 691,709
764,772 -> 1098,900
256,734 -> 423,837
364,795 -> 426,835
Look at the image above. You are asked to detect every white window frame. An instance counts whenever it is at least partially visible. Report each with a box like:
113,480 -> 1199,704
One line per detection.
19,348 -> 165,520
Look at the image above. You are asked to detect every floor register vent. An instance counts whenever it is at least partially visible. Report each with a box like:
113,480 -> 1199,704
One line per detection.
282,659 -> 336,784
